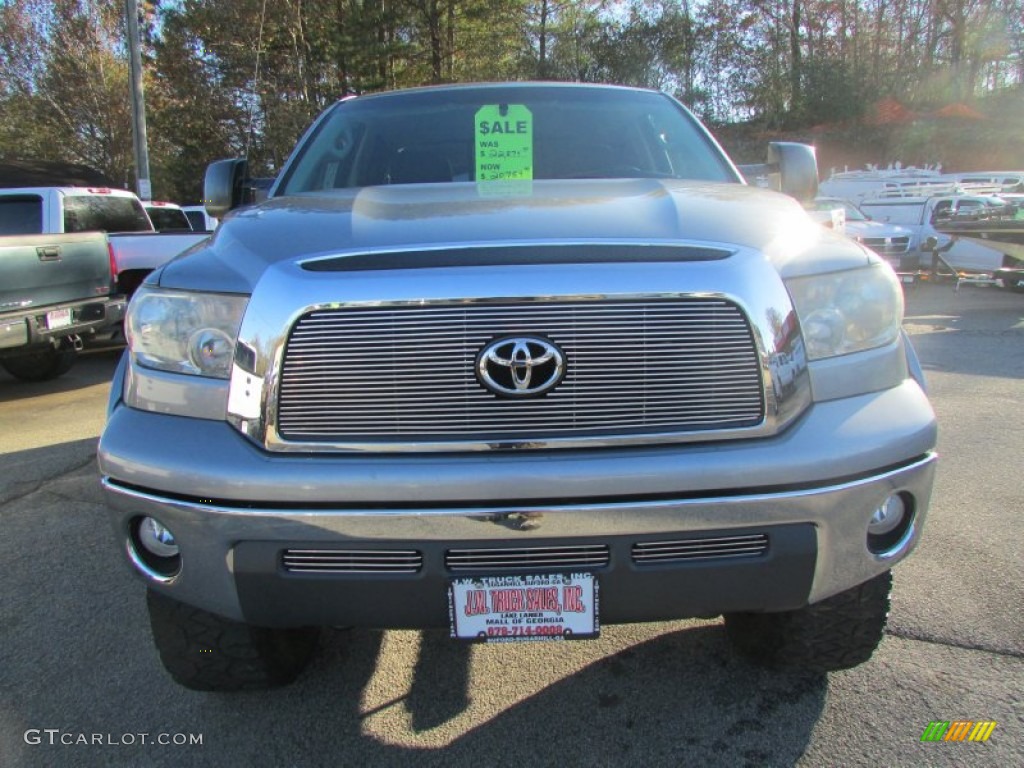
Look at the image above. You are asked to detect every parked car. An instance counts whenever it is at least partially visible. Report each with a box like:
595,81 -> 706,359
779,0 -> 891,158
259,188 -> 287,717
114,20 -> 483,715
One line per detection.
180,205 -> 219,232
0,185 -> 153,234
0,187 -> 128,379
859,192 -> 1017,273
144,201 -> 194,232
809,197 -> 919,275
0,184 -> 208,300
99,83 -> 937,691
106,228 -> 211,297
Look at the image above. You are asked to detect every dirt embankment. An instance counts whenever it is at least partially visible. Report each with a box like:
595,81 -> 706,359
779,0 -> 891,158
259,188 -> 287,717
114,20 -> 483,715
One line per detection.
716,89 -> 1024,176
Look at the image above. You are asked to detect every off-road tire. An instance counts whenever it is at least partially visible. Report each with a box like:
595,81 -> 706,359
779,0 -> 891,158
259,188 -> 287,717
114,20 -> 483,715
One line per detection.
724,570 -> 892,673
1,346 -> 77,381
146,589 -> 320,691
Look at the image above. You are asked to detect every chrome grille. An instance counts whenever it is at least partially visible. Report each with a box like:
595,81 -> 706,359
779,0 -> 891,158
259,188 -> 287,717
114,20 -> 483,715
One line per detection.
282,548 -> 423,574
859,236 -> 911,255
276,299 -> 764,442
446,544 -> 610,572
631,534 -> 769,565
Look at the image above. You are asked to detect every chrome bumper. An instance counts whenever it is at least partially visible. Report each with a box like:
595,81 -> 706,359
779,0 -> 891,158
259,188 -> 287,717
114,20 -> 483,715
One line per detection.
101,454 -> 936,625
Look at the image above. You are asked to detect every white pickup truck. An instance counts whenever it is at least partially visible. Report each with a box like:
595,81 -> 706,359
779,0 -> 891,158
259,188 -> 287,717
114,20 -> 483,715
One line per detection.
108,227 -> 209,297
859,192 -> 1019,273
0,186 -> 210,299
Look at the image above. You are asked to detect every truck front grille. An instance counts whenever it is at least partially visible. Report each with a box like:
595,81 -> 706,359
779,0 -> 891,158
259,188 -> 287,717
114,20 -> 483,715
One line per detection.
276,298 -> 763,443
282,548 -> 423,574
859,236 -> 911,255
631,534 -> 769,565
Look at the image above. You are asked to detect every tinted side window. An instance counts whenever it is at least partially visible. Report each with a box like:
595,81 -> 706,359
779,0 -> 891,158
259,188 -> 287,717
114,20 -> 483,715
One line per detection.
63,195 -> 152,232
0,195 -> 44,235
184,211 -> 206,231
147,208 -> 193,231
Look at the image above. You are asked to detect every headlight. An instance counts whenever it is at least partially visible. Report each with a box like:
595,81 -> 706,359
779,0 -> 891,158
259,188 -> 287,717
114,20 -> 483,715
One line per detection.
785,265 -> 903,360
126,287 -> 248,378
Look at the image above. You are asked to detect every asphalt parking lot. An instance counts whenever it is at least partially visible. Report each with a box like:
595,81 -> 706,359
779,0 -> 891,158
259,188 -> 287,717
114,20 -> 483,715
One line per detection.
0,281 -> 1021,767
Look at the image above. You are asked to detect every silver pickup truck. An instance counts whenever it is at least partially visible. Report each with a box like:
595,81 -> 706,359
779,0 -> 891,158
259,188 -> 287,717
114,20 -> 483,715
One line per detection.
98,83 -> 937,691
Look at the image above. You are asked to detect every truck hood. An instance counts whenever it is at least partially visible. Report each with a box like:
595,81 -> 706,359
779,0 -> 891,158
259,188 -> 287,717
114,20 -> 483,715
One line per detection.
158,179 -> 871,294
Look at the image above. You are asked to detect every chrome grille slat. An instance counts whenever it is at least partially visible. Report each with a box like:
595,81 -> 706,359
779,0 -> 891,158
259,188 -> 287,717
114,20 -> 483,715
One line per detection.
446,544 -> 610,571
293,306 -> 741,321
277,298 -> 764,441
279,404 -> 763,418
632,534 -> 769,565
281,416 -> 761,435
282,548 -> 423,574
859,236 -> 911,255
278,387 -> 763,401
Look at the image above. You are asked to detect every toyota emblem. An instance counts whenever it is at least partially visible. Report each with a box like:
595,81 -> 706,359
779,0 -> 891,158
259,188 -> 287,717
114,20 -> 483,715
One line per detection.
476,336 -> 566,397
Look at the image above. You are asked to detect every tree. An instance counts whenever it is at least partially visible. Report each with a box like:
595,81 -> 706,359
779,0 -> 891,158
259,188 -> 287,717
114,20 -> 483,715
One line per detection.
0,0 -> 135,185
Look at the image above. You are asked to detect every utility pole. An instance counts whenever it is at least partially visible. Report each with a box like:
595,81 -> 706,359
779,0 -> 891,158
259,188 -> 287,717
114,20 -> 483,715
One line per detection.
125,0 -> 151,200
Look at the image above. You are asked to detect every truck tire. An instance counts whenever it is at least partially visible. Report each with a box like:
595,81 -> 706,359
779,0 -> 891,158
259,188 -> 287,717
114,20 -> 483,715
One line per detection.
146,589 -> 320,691
723,570 -> 892,672
1,346 -> 77,381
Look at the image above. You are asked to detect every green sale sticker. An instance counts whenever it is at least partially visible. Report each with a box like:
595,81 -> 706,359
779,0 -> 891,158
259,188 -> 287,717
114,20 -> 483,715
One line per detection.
475,104 -> 533,182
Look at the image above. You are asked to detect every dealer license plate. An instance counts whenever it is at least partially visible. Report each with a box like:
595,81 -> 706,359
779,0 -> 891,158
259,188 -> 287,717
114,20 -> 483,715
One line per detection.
449,572 -> 599,642
46,308 -> 73,330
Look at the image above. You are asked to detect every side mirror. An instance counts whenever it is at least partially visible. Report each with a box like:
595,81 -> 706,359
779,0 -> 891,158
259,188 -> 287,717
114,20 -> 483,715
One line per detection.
768,142 -> 818,203
736,142 -> 819,203
204,159 -> 249,219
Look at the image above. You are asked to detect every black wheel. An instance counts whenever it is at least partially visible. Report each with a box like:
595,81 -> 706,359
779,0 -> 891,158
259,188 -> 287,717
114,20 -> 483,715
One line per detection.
724,570 -> 892,673
1,346 -> 77,381
146,589 -> 320,691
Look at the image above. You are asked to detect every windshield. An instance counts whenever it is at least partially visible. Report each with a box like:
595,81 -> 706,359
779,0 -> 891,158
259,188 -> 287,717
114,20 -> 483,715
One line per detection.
842,202 -> 869,221
276,85 -> 737,195
811,199 -> 868,222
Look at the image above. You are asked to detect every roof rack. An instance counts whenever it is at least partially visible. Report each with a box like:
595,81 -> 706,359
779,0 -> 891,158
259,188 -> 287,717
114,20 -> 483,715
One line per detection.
861,182 -> 1006,200
826,164 -> 943,181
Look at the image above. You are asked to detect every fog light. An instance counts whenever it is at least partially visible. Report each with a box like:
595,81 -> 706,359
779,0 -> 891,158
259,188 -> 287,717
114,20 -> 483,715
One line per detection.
138,517 -> 179,558
867,493 -> 915,555
128,516 -> 182,582
868,495 -> 906,535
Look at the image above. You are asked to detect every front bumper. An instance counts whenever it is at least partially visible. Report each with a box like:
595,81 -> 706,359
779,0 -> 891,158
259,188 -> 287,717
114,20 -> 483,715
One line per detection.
99,378 -> 937,627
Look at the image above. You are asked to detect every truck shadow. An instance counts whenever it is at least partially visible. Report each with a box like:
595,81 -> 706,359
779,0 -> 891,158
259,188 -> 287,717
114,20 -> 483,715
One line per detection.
1,446 -> 827,768
0,346 -> 122,399
240,624 -> 827,766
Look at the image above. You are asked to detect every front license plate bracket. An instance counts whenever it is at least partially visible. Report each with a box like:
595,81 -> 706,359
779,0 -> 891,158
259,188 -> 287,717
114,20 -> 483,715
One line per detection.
448,572 -> 599,642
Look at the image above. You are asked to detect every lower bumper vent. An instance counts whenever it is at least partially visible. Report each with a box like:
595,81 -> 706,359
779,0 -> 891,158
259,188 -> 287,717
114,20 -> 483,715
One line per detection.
632,534 -> 768,565
446,544 -> 610,572
282,549 -> 423,574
